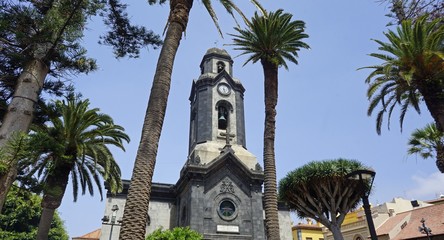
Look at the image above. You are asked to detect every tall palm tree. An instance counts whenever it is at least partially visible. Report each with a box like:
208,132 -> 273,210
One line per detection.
229,9 -> 309,240
118,1 -> 264,239
362,16 -> 444,135
19,97 -> 129,240
279,159 -> 372,240
408,123 -> 444,173
0,0 -> 161,209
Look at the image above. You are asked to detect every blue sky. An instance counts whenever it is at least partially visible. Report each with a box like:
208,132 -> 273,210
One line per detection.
58,0 -> 444,237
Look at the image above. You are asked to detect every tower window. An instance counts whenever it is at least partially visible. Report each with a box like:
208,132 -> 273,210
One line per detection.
218,106 -> 228,130
217,61 -> 225,73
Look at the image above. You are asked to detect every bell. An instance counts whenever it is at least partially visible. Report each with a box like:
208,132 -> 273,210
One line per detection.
218,115 -> 227,129
218,115 -> 226,124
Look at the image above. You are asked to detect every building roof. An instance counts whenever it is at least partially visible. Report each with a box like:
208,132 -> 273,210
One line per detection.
205,47 -> 230,57
376,203 -> 444,239
425,196 -> 444,205
72,228 -> 101,240
292,223 -> 323,231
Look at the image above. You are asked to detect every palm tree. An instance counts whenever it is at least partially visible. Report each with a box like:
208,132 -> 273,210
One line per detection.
279,159 -> 373,240
408,123 -> 444,173
229,9 -> 309,240
362,16 -> 444,135
0,0 -> 161,209
118,1 -> 264,239
19,97 -> 129,240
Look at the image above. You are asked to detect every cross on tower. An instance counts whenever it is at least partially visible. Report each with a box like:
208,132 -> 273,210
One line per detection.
220,128 -> 235,146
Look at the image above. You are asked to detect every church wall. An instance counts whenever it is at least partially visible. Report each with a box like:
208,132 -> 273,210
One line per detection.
250,190 -> 266,239
100,189 -> 176,240
146,201 -> 176,234
235,90 -> 246,147
278,209 -> 294,240
100,197 -> 126,240
196,87 -> 212,143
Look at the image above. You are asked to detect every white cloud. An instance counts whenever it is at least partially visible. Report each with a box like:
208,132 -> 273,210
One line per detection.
405,172 -> 444,200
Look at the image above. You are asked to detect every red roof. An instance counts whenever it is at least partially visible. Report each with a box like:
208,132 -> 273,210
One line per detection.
376,204 -> 444,239
72,229 -> 101,240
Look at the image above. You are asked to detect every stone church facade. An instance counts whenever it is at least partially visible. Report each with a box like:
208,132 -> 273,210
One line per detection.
100,48 -> 293,240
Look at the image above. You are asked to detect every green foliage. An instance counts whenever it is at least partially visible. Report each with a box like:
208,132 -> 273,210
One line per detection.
280,159 -> 365,185
100,0 -> 162,58
407,123 -> 444,172
229,9 -> 309,69
0,186 -> 68,240
145,227 -> 203,240
20,95 -> 130,201
0,0 -> 162,120
408,123 -> 443,159
386,0 -> 443,25
0,132 -> 31,178
279,159 -> 372,222
361,15 -> 444,134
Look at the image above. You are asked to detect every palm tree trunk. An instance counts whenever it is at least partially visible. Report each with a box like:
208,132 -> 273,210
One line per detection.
118,0 -> 193,239
0,59 -> 49,210
419,84 -> 444,172
36,164 -> 71,240
419,83 -> 444,132
436,145 -> 444,173
37,207 -> 56,240
261,59 -> 281,240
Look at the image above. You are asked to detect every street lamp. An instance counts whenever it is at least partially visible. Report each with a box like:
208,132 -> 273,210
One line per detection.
346,169 -> 377,240
419,218 -> 432,240
102,204 -> 121,240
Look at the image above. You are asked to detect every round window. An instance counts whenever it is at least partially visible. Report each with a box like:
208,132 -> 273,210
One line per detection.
218,199 -> 238,221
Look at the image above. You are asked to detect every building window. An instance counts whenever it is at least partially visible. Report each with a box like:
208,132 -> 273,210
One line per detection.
218,106 -> 228,130
217,61 -> 225,73
219,200 -> 235,217
306,238 -> 312,240
217,199 -> 238,221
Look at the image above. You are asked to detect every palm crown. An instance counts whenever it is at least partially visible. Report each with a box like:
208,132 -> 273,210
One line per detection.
21,97 -> 130,200
408,123 -> 444,172
362,15 -> 444,134
229,9 -> 310,69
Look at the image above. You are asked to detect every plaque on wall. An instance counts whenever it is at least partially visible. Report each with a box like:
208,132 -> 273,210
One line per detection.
216,225 -> 239,233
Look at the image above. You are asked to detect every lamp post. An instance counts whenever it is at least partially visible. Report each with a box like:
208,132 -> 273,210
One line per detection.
346,169 -> 377,240
102,204 -> 120,240
419,218 -> 432,240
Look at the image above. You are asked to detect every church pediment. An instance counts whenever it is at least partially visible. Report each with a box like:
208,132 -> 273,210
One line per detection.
177,148 -> 264,197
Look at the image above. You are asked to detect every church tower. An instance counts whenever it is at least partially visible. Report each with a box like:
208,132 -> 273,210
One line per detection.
176,48 -> 266,239
101,48 -> 297,240
186,48 -> 258,170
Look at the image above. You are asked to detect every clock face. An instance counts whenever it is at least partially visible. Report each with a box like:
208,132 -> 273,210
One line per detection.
217,83 -> 231,96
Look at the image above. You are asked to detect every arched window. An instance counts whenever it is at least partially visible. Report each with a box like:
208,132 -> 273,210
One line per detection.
217,61 -> 225,73
218,106 -> 228,130
354,235 -> 363,240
